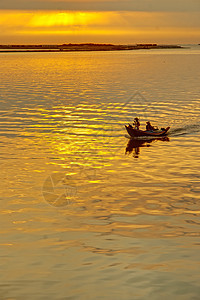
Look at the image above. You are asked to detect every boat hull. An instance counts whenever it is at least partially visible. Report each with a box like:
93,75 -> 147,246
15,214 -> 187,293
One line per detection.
125,125 -> 170,137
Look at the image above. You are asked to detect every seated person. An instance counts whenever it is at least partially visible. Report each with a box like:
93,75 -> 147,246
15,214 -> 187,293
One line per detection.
146,121 -> 156,131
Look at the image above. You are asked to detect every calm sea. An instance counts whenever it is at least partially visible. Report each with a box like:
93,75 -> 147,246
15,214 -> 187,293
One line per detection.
0,45 -> 200,300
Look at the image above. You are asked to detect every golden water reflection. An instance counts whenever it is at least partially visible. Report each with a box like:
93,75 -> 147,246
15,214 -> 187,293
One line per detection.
2,102 -> 199,241
1,52 -> 200,299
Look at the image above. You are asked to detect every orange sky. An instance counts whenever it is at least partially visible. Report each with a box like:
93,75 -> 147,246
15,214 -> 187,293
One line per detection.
0,9 -> 200,44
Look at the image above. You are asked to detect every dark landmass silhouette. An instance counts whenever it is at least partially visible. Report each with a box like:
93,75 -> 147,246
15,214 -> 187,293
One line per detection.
0,43 -> 183,52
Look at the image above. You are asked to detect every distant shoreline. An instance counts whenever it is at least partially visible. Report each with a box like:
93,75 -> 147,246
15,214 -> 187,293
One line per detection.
0,43 -> 184,53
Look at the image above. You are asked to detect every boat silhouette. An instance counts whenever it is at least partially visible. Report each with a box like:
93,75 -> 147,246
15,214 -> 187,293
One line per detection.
125,124 -> 170,137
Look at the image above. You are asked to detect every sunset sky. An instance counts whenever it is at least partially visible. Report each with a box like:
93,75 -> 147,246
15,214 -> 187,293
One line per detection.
0,0 -> 200,44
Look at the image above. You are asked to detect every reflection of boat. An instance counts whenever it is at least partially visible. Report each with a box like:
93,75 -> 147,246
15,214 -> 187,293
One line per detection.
125,125 -> 170,137
125,136 -> 169,158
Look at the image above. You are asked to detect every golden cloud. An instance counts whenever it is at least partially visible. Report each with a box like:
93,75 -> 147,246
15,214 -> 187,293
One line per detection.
0,10 -> 199,44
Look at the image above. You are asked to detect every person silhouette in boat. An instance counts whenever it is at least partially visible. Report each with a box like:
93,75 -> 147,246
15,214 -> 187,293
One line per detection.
133,117 -> 140,130
146,121 -> 158,131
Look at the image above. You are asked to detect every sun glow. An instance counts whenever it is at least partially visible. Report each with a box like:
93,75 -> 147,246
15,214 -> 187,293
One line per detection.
29,11 -> 109,27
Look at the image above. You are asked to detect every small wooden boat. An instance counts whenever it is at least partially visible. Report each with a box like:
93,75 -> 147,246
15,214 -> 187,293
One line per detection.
125,125 -> 170,137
